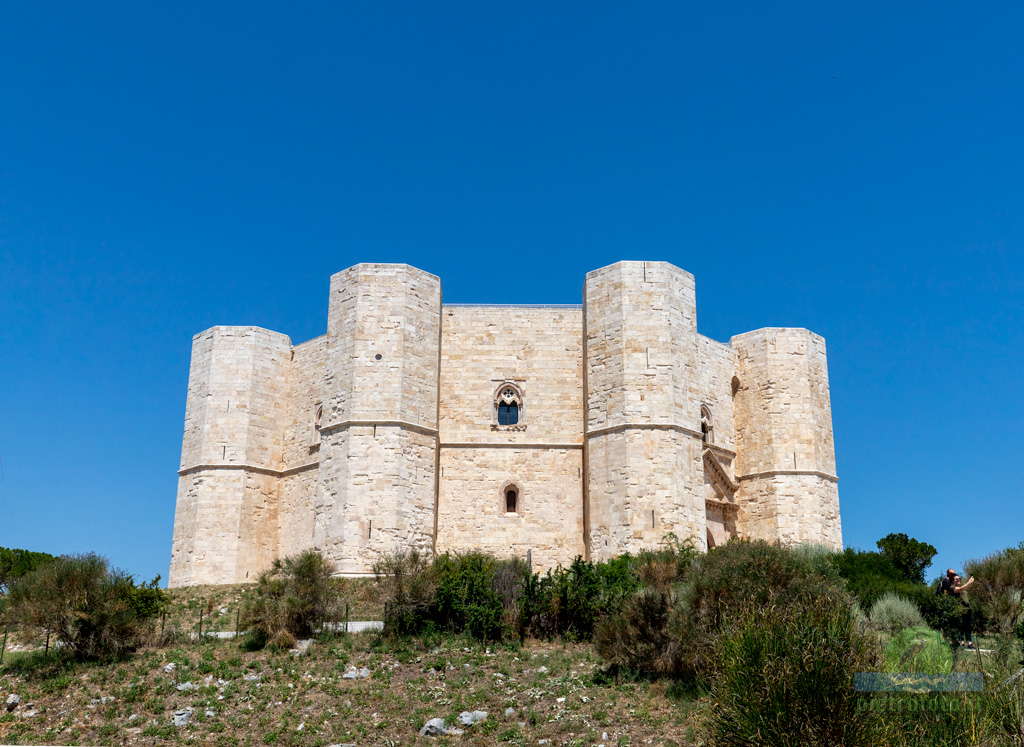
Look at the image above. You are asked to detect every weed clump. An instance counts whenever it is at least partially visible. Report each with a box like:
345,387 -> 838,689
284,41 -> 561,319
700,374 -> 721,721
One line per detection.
242,550 -> 340,648
5,553 -> 166,661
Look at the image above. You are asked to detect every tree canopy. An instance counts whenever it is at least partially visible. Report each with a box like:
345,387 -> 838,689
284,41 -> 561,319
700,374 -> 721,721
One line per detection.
876,532 -> 937,584
0,545 -> 56,593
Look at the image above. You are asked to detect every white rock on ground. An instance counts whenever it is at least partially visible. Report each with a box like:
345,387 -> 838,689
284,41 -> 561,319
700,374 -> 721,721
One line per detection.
459,710 -> 488,726
419,717 -> 449,736
172,708 -> 193,727
163,662 -> 177,673
341,666 -> 370,679
5,694 -> 20,712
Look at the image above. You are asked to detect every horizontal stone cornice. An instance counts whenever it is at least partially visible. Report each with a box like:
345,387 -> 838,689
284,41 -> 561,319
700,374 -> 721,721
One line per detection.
439,441 -> 583,450
179,461 -> 319,478
319,419 -> 438,437
585,422 -> 737,458
736,469 -> 839,483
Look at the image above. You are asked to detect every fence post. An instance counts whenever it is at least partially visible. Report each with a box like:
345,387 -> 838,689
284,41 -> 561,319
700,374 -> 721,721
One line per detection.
0,628 -> 8,666
235,608 -> 240,639
160,610 -> 166,641
198,608 -> 204,640
526,549 -> 532,572
345,603 -> 350,636
44,629 -> 50,654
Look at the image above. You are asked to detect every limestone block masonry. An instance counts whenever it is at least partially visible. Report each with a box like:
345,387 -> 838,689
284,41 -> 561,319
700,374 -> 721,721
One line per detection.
169,261 -> 842,586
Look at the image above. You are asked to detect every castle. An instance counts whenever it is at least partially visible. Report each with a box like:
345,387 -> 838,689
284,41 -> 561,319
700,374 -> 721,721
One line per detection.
169,261 -> 842,587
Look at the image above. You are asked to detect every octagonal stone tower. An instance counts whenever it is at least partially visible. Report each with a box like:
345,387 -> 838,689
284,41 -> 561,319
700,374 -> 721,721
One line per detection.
583,261 -> 707,558
312,264 -> 442,575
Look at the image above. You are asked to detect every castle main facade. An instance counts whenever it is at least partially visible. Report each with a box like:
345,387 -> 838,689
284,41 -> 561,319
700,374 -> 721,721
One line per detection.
169,261 -> 842,587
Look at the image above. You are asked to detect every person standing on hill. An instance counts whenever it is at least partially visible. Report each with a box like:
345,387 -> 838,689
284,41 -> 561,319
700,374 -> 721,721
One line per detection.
939,568 -> 976,648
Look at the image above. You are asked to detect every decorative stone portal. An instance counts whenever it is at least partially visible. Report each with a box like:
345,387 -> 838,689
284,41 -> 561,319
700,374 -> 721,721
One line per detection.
703,447 -> 739,548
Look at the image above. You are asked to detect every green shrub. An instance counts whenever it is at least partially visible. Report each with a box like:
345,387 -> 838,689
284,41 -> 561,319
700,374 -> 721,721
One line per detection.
5,554 -> 166,661
966,543 -> 1024,635
375,550 -> 527,641
242,550 -> 339,647
594,539 -> 851,680
433,552 -> 507,640
592,588 -> 674,673
375,548 -> 437,637
869,592 -> 926,633
708,590 -> 881,746
0,546 -> 56,594
667,539 -> 847,680
883,626 -> 952,674
523,555 -> 641,641
907,583 -> 967,643
830,548 -> 914,610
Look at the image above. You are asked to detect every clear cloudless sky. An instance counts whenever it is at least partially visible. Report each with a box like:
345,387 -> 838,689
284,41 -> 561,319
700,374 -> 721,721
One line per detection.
2,1 -> 1021,584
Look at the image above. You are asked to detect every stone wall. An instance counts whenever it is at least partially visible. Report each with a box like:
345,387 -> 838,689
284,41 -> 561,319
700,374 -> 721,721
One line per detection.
435,305 -> 585,569
168,261 -> 843,587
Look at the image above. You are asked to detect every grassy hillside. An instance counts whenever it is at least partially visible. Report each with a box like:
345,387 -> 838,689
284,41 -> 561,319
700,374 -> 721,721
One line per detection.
158,579 -> 384,638
0,632 -> 699,746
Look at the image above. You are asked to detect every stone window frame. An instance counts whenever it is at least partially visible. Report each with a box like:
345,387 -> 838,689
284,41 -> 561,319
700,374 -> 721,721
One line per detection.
500,480 -> 522,516
493,382 -> 525,428
310,403 -> 324,449
700,403 -> 714,445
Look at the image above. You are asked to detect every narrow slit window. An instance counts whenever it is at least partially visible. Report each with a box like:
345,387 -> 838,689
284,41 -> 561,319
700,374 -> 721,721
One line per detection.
505,488 -> 518,513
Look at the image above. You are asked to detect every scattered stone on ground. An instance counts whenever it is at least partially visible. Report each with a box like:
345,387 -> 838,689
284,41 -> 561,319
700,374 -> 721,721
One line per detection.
5,694 -> 20,712
175,681 -> 196,692
419,717 -> 464,737
459,710 -> 488,726
290,639 -> 313,657
243,672 -> 261,681
163,662 -> 177,673
504,706 -> 517,717
342,665 -> 370,679
172,708 -> 193,727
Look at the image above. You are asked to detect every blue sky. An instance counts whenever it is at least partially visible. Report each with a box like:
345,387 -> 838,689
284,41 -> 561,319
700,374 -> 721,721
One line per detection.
2,1 -> 1021,583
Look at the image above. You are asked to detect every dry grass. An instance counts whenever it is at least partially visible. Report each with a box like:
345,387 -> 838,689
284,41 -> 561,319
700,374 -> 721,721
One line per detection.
0,633 -> 701,746
153,579 -> 385,640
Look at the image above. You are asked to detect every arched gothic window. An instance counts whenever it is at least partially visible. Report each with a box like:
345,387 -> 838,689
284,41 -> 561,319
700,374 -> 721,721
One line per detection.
700,404 -> 714,445
505,486 -> 519,513
310,403 -> 324,447
495,384 -> 523,426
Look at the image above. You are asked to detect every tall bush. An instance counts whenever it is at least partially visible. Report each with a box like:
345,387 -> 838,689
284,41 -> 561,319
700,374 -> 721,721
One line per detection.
433,552 -> 507,641
523,555 -> 641,641
595,539 -> 850,679
374,548 -> 437,637
966,543 -> 1024,635
6,554 -> 166,660
708,591 -> 881,746
243,550 -> 339,648
375,551 -> 527,641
